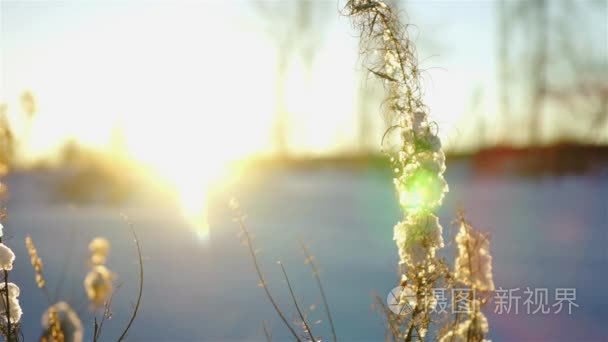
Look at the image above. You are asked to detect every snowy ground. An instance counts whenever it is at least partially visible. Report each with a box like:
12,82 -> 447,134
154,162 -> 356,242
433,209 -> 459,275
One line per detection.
4,161 -> 608,341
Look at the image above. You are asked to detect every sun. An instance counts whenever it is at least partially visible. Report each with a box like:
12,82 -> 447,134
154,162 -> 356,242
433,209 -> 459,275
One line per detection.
120,112 -> 242,241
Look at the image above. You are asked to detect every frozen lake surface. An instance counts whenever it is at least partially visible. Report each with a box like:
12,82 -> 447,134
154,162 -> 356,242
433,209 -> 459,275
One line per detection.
4,161 -> 608,341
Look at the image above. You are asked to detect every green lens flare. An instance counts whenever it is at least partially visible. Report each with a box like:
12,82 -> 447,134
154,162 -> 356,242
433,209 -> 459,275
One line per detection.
398,167 -> 443,213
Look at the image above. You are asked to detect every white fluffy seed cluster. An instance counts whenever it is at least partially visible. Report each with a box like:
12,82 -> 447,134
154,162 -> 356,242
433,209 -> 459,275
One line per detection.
88,237 -> 110,266
0,243 -> 15,271
0,282 -> 22,325
393,214 -> 444,266
41,301 -> 83,342
84,237 -> 113,307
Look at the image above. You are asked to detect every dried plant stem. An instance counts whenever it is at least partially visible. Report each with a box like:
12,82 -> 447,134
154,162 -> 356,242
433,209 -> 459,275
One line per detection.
278,262 -> 315,342
93,317 -> 99,342
236,216 -> 302,342
404,305 -> 420,342
3,269 -> 12,342
94,288 -> 116,341
299,241 -> 337,342
263,320 -> 272,342
116,216 -> 144,342
0,234 -> 13,342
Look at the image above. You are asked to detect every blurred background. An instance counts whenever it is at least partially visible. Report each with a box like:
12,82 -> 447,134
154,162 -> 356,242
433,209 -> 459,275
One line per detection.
1,0 -> 607,341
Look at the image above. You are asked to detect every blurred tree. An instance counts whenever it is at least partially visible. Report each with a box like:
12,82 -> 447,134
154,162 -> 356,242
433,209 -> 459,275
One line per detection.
254,2 -> 330,159
497,0 -> 608,145
356,78 -> 381,154
0,104 -> 14,167
497,0 -> 511,144
20,90 -> 37,119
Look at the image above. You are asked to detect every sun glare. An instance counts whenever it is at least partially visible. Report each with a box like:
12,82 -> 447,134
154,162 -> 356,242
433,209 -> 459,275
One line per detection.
1,3 -> 284,239
1,1 -> 371,240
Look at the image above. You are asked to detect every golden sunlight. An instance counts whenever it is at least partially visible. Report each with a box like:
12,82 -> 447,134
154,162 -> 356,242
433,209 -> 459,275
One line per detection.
2,5 -> 278,238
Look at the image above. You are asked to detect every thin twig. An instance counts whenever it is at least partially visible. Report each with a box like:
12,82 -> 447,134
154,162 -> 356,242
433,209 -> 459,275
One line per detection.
95,283 -> 118,341
116,215 -> 144,342
233,207 -> 302,342
278,262 -> 315,342
3,269 -> 11,342
0,234 -> 13,342
93,317 -> 99,342
299,240 -> 337,342
263,320 -> 272,342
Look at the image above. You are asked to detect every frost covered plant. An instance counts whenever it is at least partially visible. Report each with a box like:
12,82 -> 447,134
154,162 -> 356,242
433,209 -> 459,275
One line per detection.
435,216 -> 494,342
0,282 -> 22,337
84,237 -> 113,307
345,0 -> 448,269
41,301 -> 83,342
0,283 -> 21,324
346,0 -> 448,338
0,225 -> 21,340
438,306 -> 489,342
0,242 -> 15,272
346,1 -> 494,341
454,218 -> 495,292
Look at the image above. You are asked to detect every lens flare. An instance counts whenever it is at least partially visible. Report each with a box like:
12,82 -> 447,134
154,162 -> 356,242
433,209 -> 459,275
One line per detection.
397,167 -> 445,213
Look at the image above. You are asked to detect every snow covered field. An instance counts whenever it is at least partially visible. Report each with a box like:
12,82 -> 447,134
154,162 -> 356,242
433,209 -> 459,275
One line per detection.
4,161 -> 607,341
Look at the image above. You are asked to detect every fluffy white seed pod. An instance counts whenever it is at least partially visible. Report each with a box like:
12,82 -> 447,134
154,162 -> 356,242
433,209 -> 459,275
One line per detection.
84,265 -> 113,307
0,282 -> 19,299
0,243 -> 15,271
88,237 -> 110,265
0,282 -> 22,325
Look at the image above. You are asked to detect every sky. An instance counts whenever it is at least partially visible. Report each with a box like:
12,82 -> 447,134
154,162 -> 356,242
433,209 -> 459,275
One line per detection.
1,0 -> 606,165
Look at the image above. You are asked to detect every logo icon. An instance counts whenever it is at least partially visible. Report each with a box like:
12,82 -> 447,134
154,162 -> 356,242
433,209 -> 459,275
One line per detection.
387,286 -> 417,315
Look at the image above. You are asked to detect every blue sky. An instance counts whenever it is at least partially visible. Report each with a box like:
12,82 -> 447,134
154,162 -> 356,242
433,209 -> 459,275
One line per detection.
1,0 -> 606,161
